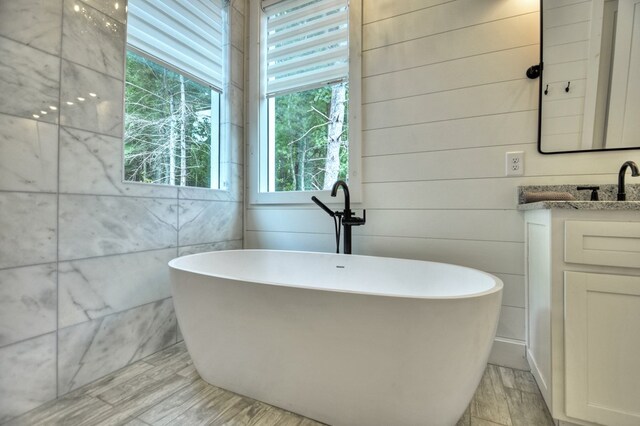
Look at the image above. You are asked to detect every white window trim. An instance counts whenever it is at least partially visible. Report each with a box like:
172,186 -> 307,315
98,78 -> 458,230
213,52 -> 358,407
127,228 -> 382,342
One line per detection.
122,1 -> 234,194
247,0 -> 363,205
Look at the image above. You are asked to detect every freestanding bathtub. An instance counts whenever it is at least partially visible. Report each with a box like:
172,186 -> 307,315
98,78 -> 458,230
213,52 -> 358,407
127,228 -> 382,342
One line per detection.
169,250 -> 503,426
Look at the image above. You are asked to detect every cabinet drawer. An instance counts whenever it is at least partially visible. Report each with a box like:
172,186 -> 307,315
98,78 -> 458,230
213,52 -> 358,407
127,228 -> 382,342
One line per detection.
565,220 -> 640,268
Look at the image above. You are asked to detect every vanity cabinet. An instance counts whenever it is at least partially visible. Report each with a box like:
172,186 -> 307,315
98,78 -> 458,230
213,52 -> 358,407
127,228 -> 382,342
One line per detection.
524,209 -> 640,426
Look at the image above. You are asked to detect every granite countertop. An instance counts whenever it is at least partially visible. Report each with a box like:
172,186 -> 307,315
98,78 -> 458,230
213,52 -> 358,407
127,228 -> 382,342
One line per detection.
518,200 -> 640,211
518,184 -> 640,211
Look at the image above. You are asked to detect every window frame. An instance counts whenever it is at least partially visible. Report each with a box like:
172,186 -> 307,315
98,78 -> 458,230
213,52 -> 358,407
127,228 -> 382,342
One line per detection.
247,0 -> 363,205
121,0 -> 233,193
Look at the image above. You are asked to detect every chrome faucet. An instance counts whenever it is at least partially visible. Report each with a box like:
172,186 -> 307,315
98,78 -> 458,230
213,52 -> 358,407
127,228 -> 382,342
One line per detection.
617,161 -> 639,201
311,180 -> 365,254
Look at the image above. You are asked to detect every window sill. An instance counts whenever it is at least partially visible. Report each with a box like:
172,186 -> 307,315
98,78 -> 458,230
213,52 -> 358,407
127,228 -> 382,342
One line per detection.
249,186 -> 362,206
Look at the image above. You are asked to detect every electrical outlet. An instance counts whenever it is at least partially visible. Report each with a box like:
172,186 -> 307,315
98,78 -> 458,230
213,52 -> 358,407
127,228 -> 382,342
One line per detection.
506,151 -> 524,176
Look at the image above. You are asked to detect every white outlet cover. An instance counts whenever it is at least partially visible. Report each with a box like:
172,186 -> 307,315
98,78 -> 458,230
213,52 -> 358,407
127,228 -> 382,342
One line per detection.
506,151 -> 524,176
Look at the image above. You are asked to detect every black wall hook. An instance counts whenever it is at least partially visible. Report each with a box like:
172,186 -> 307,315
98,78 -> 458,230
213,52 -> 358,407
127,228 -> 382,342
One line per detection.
544,84 -> 549,95
565,81 -> 571,92
526,64 -> 541,79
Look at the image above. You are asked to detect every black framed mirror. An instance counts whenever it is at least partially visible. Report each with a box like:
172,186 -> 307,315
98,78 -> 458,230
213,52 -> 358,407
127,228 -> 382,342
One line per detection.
538,0 -> 640,154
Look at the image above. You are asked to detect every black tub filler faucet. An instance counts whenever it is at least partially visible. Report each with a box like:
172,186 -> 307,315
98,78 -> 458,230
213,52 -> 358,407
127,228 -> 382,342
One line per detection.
311,180 -> 366,254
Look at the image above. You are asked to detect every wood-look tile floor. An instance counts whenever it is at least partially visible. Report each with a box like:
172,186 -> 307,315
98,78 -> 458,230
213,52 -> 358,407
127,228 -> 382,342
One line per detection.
5,342 -> 554,426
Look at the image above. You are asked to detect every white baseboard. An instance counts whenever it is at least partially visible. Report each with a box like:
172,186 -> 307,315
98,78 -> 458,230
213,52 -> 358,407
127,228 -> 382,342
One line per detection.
488,337 -> 529,370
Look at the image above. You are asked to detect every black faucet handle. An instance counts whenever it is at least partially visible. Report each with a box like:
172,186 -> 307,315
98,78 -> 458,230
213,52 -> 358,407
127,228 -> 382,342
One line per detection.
577,186 -> 600,201
343,209 -> 366,226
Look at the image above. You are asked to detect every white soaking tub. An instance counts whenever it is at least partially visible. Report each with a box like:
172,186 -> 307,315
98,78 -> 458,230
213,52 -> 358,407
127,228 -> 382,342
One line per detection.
169,250 -> 503,426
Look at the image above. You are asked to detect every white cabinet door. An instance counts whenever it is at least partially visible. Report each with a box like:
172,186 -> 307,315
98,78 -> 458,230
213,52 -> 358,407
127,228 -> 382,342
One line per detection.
565,271 -> 640,425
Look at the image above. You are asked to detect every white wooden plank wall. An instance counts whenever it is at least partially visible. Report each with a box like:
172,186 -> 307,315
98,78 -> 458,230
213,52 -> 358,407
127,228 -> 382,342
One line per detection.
245,0 -> 640,355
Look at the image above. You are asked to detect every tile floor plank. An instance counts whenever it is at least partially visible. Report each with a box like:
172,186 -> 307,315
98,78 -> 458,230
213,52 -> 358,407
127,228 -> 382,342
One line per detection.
297,418 -> 325,426
6,342 -> 554,426
245,405 -> 286,425
176,364 -> 199,379
3,394 -> 112,426
96,355 -> 192,406
136,379 -> 216,425
471,365 -> 513,426
122,418 -> 150,426
142,343 -> 187,367
504,387 -> 554,426
87,374 -> 195,426
219,401 -> 270,426
470,417 -> 505,426
83,362 -> 157,399
208,395 -> 255,425
513,370 -> 540,395
498,366 -> 517,390
168,386 -> 245,425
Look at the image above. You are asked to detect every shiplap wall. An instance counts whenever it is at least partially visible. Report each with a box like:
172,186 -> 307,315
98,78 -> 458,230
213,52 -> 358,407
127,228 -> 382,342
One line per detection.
245,0 -> 640,368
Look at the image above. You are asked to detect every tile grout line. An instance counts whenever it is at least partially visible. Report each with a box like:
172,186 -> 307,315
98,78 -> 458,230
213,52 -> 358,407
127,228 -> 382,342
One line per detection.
55,0 -> 66,402
0,187 -> 243,202
0,239 -> 244,274
58,297 -> 174,334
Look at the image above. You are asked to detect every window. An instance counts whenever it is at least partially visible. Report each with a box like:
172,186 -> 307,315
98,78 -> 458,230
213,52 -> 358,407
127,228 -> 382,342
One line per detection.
124,0 -> 226,188
249,0 -> 362,202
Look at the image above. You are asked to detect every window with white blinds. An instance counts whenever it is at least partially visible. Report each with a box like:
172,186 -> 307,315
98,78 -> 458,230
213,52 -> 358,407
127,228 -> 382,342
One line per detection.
264,0 -> 349,97
127,0 -> 226,90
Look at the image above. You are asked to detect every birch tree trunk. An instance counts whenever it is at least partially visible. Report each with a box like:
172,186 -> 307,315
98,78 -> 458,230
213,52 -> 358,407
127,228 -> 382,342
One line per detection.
297,138 -> 307,190
323,82 -> 346,190
168,94 -> 176,185
179,75 -> 187,186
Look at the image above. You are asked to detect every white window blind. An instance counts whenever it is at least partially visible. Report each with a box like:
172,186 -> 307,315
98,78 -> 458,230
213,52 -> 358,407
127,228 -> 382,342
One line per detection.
264,0 -> 349,97
127,0 -> 225,91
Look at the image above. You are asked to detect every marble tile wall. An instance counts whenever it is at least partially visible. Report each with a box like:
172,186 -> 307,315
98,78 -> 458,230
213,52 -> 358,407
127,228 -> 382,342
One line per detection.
0,0 -> 246,422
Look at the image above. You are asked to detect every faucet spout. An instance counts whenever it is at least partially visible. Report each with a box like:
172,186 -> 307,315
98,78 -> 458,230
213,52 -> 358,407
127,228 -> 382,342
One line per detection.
311,180 -> 365,255
617,161 -> 639,201
330,180 -> 350,211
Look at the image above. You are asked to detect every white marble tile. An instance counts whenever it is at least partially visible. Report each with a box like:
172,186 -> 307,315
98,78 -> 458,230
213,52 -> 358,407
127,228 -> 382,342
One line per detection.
0,0 -> 63,55
230,46 -> 244,89
223,124 -> 244,166
0,193 -> 57,269
62,0 -> 125,79
178,200 -> 243,246
178,240 -> 242,256
231,0 -> 245,16
80,0 -> 127,24
0,333 -> 57,423
0,36 -> 60,124
0,264 -> 57,348
58,248 -> 176,328
59,126 -> 178,198
0,114 -> 58,192
60,60 -> 123,137
57,299 -> 176,394
230,5 -> 244,53
227,84 -> 244,127
58,194 -> 178,261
